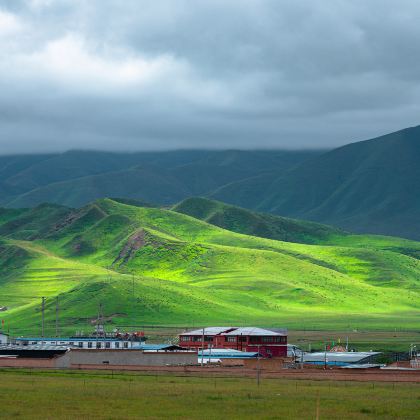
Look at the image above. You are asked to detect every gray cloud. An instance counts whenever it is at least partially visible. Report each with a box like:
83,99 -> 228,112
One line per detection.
1,0 -> 420,153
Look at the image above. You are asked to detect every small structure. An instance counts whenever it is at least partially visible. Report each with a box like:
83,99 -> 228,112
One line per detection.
179,326 -> 287,357
287,344 -> 304,358
0,332 -> 9,345
197,348 -> 259,363
302,351 -> 382,367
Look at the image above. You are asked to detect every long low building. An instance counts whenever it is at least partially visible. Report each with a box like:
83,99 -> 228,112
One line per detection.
179,327 -> 287,357
0,345 -> 197,369
56,348 -> 197,368
0,344 -> 68,359
14,336 -> 143,349
302,351 -> 382,366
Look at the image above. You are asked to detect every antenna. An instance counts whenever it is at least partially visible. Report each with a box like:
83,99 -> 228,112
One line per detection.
55,296 -> 59,338
96,302 -> 105,337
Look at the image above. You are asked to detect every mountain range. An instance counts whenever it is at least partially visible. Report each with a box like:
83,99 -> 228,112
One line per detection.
212,125 -> 420,240
0,197 -> 419,334
0,125 -> 419,240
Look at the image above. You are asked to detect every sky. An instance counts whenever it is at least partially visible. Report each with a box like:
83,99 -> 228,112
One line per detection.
1,0 -> 420,153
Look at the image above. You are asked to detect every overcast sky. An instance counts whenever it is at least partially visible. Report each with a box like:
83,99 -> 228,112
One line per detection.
1,0 -> 420,153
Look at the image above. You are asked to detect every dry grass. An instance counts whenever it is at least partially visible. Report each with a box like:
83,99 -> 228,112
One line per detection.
0,369 -> 418,419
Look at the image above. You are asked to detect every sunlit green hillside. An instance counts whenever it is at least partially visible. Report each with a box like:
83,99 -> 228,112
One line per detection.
0,198 -> 419,335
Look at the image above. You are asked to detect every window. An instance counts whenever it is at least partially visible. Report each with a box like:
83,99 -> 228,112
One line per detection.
180,336 -> 190,342
249,336 -> 259,344
88,342 -> 93,348
204,336 -> 213,342
123,342 -> 128,348
96,342 -> 102,349
225,336 -> 236,343
239,336 -> 247,342
78,342 -> 83,348
105,342 -> 111,349
69,342 -> 74,346
115,342 -> 120,349
262,336 -> 272,343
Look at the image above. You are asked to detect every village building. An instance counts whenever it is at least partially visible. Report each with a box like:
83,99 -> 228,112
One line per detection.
179,326 -> 287,357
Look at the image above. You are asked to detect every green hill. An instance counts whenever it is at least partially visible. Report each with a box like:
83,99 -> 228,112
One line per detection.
0,199 -> 419,335
211,125 -> 420,240
172,197 -> 345,244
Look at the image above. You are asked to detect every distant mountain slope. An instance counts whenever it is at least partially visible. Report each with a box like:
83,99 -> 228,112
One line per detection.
0,150 -> 319,208
0,198 -> 419,334
212,126 -> 420,240
172,197 -> 344,244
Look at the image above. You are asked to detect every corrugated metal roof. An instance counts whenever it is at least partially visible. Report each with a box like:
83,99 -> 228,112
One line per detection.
131,344 -> 185,351
198,349 -> 259,359
180,327 -> 287,336
180,327 -> 235,336
341,364 -> 383,369
0,344 -> 69,351
222,327 -> 286,336
303,352 -> 381,363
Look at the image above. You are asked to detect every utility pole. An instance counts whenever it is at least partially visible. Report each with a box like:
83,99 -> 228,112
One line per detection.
201,327 -> 205,367
324,342 -> 327,370
132,274 -> 135,301
256,344 -> 261,386
55,296 -> 59,338
41,297 -> 46,338
132,273 -> 135,321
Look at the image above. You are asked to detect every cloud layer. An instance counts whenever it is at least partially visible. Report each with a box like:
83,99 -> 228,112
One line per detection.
1,0 -> 420,153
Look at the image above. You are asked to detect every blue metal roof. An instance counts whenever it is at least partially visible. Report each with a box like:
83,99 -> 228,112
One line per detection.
198,349 -> 259,359
131,344 -> 183,351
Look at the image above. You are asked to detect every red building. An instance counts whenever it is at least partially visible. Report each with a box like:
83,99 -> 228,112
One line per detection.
179,327 -> 287,357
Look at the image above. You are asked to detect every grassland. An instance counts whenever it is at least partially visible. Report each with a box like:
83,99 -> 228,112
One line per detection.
0,370 -> 418,419
0,198 -> 419,335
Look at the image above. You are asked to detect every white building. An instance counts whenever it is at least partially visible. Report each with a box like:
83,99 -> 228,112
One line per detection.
0,332 -> 9,344
14,337 -> 141,349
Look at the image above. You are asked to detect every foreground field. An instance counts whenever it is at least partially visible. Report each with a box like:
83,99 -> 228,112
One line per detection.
0,370 -> 418,419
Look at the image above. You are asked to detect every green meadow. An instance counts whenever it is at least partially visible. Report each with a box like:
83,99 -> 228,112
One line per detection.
0,198 -> 419,335
0,370 -> 418,419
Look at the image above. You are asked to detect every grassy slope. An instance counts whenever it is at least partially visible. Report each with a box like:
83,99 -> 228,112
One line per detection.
172,197 -> 344,244
0,199 -> 419,335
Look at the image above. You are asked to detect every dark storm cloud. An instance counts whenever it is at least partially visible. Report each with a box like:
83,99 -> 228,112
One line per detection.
1,0 -> 420,153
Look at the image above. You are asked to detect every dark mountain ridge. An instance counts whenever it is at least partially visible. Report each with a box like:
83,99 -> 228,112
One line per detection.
211,125 -> 420,240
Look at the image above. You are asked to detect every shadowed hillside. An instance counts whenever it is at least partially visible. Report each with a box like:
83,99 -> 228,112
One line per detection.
172,197 -> 344,244
1,150 -> 319,208
211,126 -> 420,240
